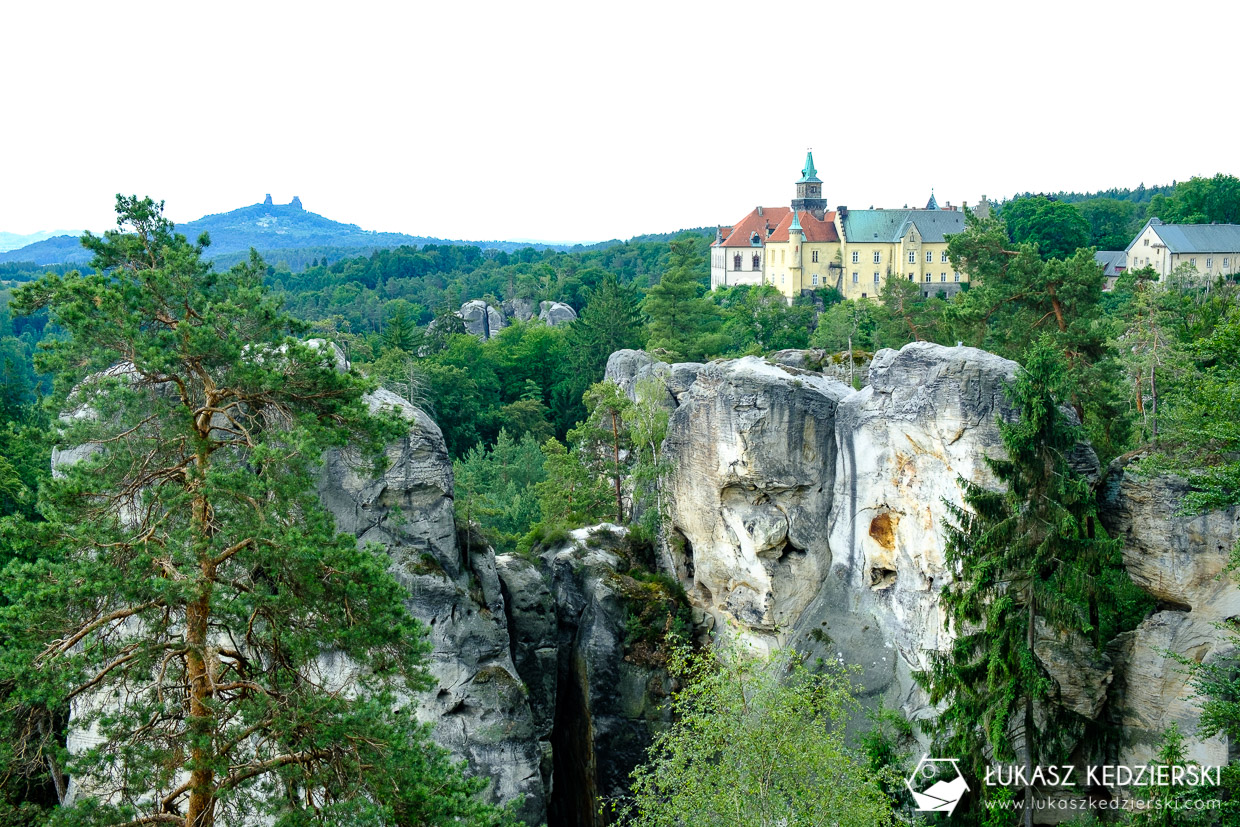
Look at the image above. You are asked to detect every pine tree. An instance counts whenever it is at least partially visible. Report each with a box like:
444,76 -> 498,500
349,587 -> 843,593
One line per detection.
0,197 -> 516,826
916,339 -> 1124,827
642,238 -> 723,362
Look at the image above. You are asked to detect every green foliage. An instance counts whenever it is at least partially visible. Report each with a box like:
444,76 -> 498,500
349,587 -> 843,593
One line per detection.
1130,725 -> 1228,827
916,339 -> 1135,819
858,704 -> 918,814
0,196 -> 517,825
714,284 -> 813,353
1150,174 -> 1240,225
1001,196 -> 1091,261
623,375 -> 672,541
612,646 -> 894,827
521,438 -> 612,549
574,381 -> 634,523
642,238 -> 725,361
1077,198 -> 1141,250
453,429 -> 547,554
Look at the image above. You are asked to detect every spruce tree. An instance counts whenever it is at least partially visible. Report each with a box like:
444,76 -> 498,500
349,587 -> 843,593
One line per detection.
0,197 -> 516,826
565,273 -> 643,378
641,238 -> 723,362
916,339 -> 1124,827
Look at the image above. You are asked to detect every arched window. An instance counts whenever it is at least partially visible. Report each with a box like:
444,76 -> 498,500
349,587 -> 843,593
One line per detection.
752,254 -> 760,270
733,254 -> 742,271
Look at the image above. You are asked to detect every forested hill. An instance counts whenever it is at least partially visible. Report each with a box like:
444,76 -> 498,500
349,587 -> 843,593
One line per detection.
0,197 -> 648,270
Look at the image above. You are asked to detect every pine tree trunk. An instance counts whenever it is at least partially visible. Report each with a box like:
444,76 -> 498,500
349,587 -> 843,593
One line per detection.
186,447 -> 218,827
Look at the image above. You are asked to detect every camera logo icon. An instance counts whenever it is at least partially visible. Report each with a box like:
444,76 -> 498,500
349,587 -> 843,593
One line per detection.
907,755 -> 969,816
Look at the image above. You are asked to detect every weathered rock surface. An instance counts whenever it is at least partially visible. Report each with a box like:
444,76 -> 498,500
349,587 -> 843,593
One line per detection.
497,526 -> 673,827
603,348 -> 701,410
320,388 -> 546,824
458,299 -> 506,339
665,357 -> 852,640
768,347 -> 872,387
1101,457 -> 1240,768
502,297 -> 537,322
538,300 -> 578,326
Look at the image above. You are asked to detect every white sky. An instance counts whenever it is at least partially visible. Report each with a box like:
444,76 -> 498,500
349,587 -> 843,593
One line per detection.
2,0 -> 1235,243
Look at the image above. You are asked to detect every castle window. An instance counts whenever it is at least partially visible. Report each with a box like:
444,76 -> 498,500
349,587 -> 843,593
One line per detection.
812,250 -> 819,263
908,273 -> 914,280
852,272 -> 858,283
852,251 -> 859,263
752,254 -> 760,269
1144,238 -> 1149,246
941,273 -> 946,282
733,254 -> 741,270
908,251 -> 916,263
1225,258 -> 1230,268
954,273 -> 960,282
941,250 -> 949,262
873,272 -> 880,283
812,273 -> 819,285
861,292 -> 867,298
926,251 -> 933,263
873,251 -> 881,263
925,274 -> 932,282
1207,257 -> 1213,269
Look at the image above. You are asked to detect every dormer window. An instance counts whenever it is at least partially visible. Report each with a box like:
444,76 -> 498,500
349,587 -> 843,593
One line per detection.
751,233 -> 761,246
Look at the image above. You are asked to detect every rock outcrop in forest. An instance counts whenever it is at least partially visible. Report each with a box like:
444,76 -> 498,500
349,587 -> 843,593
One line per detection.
59,342 -> 1239,825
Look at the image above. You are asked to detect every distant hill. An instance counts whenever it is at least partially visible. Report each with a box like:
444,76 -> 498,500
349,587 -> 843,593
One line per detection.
0,197 -> 580,268
0,229 -> 84,253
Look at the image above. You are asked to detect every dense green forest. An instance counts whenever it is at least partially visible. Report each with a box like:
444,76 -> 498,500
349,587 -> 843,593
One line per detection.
1,175 -> 1238,823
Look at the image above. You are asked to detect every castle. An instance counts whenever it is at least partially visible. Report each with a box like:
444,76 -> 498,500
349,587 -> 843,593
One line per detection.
710,152 -> 972,301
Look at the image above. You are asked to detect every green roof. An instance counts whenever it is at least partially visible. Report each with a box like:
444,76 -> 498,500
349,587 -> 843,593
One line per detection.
797,150 -> 821,184
842,209 -> 966,244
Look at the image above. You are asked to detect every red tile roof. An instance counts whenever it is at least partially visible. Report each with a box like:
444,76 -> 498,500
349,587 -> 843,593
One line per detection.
713,206 -> 791,247
766,210 -> 839,243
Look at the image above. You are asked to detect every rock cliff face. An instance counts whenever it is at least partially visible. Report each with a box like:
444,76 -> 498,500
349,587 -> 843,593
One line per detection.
630,342 -> 1235,771
323,405 -> 671,826
1101,459 -> 1240,768
497,526 -> 673,827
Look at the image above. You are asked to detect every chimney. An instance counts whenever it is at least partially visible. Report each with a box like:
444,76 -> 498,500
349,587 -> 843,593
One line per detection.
757,206 -> 764,217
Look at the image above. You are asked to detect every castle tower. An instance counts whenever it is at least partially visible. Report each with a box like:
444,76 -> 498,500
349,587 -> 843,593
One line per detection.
792,149 -> 827,220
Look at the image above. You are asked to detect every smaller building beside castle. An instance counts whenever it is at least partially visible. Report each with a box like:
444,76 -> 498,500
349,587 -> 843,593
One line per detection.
711,152 -> 972,301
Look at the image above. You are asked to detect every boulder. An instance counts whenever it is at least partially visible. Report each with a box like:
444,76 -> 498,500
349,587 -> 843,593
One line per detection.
603,349 -> 702,408
538,300 -> 578,326
458,299 -> 506,339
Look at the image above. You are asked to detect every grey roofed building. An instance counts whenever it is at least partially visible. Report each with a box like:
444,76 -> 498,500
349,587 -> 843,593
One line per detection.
841,208 -> 967,244
1094,250 -> 1126,291
1126,219 -> 1240,254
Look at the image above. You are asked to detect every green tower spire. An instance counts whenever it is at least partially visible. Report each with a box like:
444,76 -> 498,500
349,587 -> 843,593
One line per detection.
798,150 -> 821,184
790,210 -> 802,232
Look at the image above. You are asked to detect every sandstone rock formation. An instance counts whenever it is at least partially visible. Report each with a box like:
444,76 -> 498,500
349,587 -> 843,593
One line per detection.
457,299 -> 506,339
497,525 -> 673,827
319,388 -> 546,823
1101,458 -> 1240,768
538,300 -> 578,326
502,297 -> 537,322
652,340 -> 1233,779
